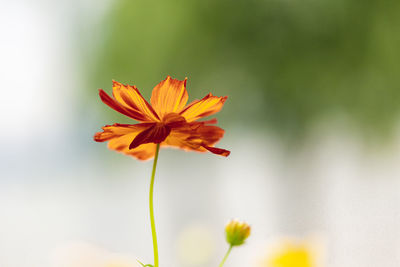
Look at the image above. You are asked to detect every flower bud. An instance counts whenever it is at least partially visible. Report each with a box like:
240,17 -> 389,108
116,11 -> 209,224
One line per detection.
225,219 -> 251,246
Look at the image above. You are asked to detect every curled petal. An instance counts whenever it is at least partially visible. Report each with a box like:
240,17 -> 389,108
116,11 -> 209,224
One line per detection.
112,81 -> 160,122
180,93 -> 227,122
202,144 -> 230,157
129,123 -> 171,149
150,76 -> 188,118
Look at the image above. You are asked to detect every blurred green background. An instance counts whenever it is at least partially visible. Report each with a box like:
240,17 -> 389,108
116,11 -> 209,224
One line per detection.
85,0 -> 400,140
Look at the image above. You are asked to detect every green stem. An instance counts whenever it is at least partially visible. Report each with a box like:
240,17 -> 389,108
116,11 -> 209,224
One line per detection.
219,245 -> 233,267
149,143 -> 161,267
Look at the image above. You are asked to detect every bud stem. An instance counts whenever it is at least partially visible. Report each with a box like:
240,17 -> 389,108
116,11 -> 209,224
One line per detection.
218,245 -> 233,267
149,144 -> 160,267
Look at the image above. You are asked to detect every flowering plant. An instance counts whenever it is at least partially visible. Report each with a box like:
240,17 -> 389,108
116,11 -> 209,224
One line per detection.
94,76 -> 249,266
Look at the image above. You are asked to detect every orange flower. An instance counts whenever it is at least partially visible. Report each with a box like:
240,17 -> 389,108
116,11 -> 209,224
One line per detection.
94,76 -> 230,160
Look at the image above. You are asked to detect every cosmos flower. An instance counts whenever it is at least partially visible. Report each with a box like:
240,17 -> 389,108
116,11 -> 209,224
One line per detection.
94,76 -> 230,160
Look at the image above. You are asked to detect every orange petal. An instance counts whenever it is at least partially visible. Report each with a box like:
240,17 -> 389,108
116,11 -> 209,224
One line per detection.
150,76 -> 188,118
112,81 -> 160,122
164,132 -> 204,151
172,123 -> 226,145
180,93 -> 227,122
125,143 -> 158,160
94,123 -> 158,160
129,123 -> 171,149
99,89 -> 150,122
94,123 -> 149,142
164,122 -> 230,157
192,125 -> 226,145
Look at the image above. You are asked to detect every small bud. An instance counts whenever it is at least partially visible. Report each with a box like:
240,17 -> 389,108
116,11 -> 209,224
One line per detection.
225,219 -> 251,246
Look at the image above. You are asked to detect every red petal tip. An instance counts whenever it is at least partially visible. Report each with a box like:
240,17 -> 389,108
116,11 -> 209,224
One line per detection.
202,145 -> 230,157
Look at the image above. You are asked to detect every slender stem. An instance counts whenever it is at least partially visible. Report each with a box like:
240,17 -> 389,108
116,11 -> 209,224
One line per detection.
219,245 -> 233,267
149,143 -> 161,267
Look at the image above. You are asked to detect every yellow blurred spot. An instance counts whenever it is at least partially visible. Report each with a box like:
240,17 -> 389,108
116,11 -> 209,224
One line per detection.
268,244 -> 313,267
